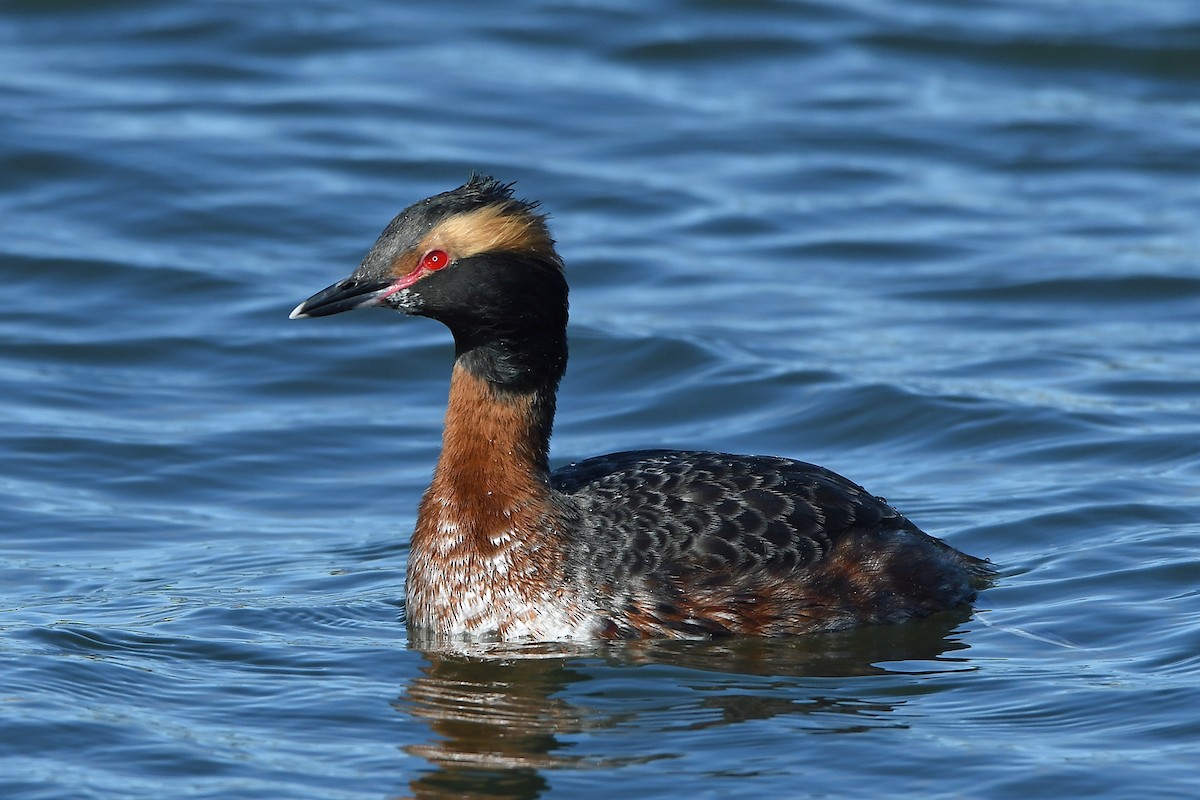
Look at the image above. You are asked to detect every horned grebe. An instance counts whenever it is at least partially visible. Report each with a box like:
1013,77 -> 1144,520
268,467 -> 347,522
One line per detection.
291,176 -> 993,641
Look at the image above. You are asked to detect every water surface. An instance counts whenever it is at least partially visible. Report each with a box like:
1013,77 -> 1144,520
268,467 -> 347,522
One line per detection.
2,1 -> 1199,798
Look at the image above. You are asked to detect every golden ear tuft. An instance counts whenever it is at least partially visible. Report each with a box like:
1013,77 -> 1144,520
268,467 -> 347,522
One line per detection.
423,204 -> 556,262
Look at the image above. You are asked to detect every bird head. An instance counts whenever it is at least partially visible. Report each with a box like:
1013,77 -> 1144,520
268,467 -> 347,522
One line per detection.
291,176 -> 569,390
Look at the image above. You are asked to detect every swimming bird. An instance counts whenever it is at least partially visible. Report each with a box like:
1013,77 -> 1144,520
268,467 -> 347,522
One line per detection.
290,175 -> 993,642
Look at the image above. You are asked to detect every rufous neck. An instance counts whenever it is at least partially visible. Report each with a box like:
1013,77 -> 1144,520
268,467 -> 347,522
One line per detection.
407,361 -> 570,637
433,362 -> 556,494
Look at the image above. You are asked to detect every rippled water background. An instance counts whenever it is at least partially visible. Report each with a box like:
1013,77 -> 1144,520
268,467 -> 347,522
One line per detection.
3,1 -> 1199,797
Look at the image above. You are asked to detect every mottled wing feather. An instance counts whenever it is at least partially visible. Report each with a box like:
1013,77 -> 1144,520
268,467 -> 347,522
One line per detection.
554,449 -> 899,566
555,451 -> 890,601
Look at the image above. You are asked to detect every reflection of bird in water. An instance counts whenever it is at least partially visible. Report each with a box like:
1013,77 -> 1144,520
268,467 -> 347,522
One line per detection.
293,176 -> 994,643
400,653 -> 580,799
399,614 -> 974,798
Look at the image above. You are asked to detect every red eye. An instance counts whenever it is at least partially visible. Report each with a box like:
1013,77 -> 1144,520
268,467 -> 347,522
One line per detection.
421,249 -> 449,271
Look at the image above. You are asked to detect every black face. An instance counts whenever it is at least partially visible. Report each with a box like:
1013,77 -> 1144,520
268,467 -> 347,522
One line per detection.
291,175 -> 569,393
290,176 -> 538,320
417,250 -> 569,392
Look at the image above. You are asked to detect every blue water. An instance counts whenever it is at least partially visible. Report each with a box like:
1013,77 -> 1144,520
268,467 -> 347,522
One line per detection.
3,1 -> 1199,797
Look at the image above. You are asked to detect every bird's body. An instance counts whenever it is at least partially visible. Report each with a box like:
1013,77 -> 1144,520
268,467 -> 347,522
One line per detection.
292,176 -> 993,642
